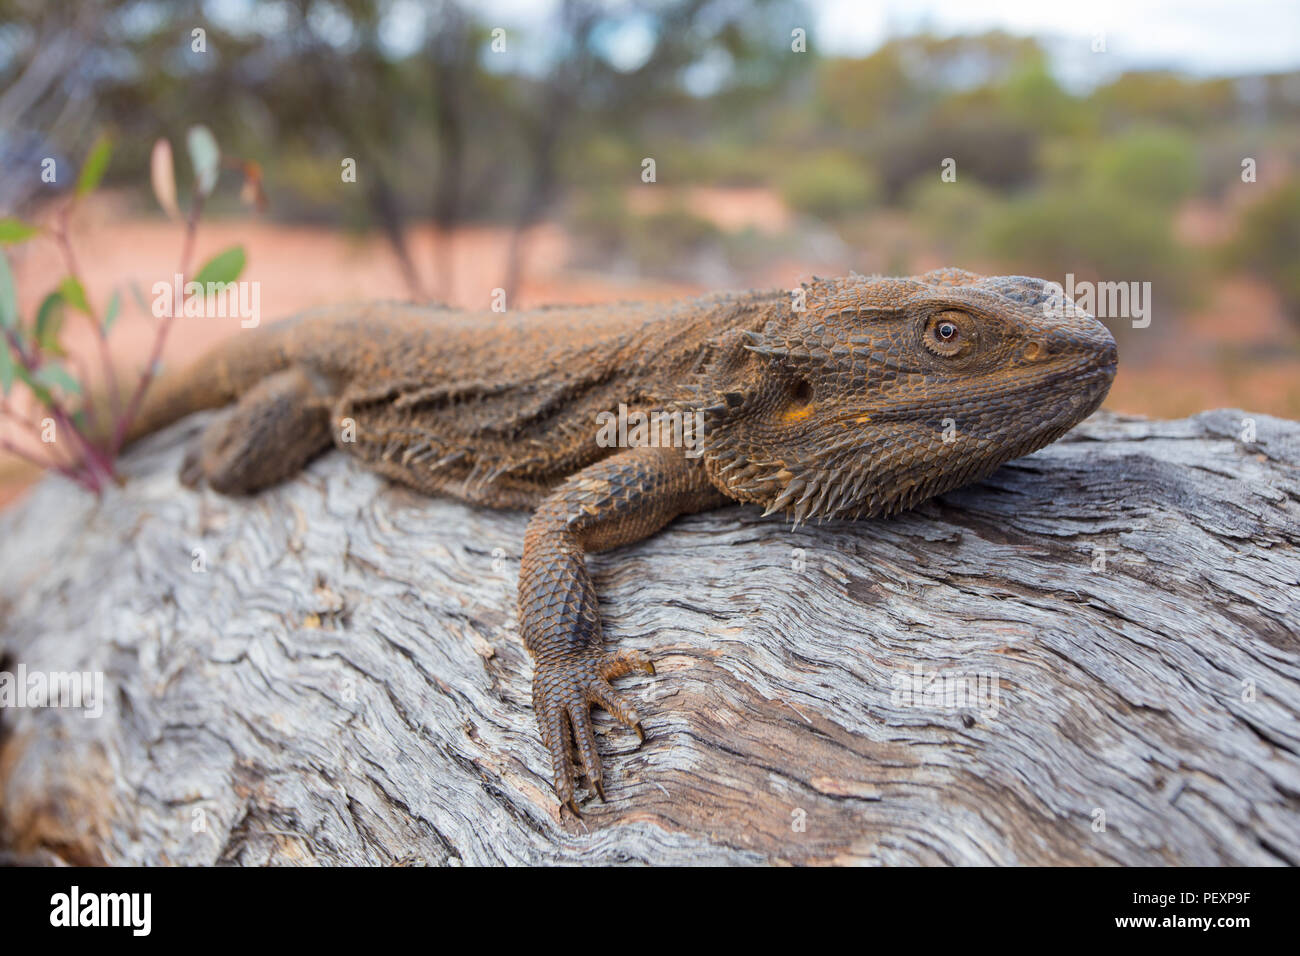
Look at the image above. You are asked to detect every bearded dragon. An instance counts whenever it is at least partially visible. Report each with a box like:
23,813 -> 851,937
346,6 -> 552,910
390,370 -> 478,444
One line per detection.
127,268 -> 1118,815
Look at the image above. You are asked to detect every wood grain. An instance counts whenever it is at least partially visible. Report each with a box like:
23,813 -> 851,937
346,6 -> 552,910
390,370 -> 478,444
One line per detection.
0,408 -> 1297,865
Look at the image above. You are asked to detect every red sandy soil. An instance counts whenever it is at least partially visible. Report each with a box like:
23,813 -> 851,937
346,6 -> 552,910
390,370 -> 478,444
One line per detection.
625,185 -> 795,233
3,189 -> 1297,510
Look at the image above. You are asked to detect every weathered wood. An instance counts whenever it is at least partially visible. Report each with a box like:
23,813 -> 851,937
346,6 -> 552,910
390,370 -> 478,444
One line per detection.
0,408 -> 1297,865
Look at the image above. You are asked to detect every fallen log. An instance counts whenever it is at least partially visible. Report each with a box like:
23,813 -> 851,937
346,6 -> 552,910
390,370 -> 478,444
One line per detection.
0,408 -> 1297,865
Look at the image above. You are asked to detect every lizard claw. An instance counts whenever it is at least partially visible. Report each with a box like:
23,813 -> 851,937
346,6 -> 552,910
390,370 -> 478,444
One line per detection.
532,649 -> 653,812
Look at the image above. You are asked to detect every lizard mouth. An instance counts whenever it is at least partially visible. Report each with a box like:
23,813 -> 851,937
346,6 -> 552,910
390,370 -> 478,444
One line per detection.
841,358 -> 1116,432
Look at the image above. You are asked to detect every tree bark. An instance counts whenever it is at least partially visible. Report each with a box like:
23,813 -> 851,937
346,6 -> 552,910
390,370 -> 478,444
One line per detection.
0,409 -> 1297,865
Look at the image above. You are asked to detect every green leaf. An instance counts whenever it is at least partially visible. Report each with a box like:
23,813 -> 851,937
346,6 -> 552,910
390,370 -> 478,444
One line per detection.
129,280 -> 152,316
0,218 -> 39,245
193,245 -> 245,285
103,289 -> 121,333
58,276 -> 91,315
76,135 -> 113,198
35,291 -> 65,353
187,125 -> 221,197
0,339 -> 13,395
34,361 -> 82,396
15,365 -> 54,408
0,250 -> 16,329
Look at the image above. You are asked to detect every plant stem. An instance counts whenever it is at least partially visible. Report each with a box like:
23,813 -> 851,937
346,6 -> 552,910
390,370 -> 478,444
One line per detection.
54,201 -> 123,423
70,353 -> 103,436
0,437 -> 96,491
0,403 -> 80,471
111,189 -> 205,456
4,327 -> 114,482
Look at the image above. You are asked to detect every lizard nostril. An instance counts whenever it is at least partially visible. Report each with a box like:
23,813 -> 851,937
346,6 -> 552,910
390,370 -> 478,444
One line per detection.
1023,341 -> 1043,361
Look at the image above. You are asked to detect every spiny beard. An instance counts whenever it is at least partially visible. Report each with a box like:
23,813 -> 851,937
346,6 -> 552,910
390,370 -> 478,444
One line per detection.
714,416 -> 1084,526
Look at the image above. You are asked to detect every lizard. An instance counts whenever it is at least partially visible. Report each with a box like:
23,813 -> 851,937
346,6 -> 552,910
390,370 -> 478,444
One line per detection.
125,267 -> 1118,815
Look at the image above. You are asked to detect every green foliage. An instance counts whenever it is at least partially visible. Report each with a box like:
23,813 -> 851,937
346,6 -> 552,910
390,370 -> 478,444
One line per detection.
34,292 -> 66,355
58,277 -> 91,315
0,253 -> 15,394
568,186 -> 632,248
0,218 -> 40,245
978,186 -> 1190,296
903,179 -> 998,255
187,126 -> 221,198
818,31 -> 1046,130
998,59 -> 1080,134
668,141 -> 781,187
0,251 -> 15,331
1083,128 -> 1199,208
194,246 -> 246,285
14,364 -> 54,408
1223,182 -> 1300,319
0,117 -> 254,493
779,152 -> 878,220
103,291 -> 121,334
569,135 -> 642,184
1090,72 -> 1239,128
76,136 -> 113,197
871,116 -> 1040,201
626,205 -> 723,272
33,362 -> 80,396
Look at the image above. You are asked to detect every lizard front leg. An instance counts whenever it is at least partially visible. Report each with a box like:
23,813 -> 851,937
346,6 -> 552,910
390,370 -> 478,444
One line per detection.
520,444 -> 726,814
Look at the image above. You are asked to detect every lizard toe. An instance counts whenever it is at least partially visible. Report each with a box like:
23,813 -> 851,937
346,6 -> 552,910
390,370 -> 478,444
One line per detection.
567,701 -> 604,802
533,650 -> 653,810
599,649 -> 655,680
535,686 -> 578,813
587,676 -> 644,739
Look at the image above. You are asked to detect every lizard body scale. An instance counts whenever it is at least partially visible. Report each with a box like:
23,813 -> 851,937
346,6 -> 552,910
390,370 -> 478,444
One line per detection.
127,268 -> 1118,814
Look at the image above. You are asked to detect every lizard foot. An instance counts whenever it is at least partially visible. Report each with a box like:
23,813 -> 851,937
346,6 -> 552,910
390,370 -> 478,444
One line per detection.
532,649 -> 655,815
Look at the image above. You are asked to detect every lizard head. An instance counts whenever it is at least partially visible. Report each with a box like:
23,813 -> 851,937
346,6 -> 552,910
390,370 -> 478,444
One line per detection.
699,269 -> 1118,523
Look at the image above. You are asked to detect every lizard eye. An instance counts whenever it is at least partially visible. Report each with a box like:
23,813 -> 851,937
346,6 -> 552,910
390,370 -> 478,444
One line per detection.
924,310 -> 971,358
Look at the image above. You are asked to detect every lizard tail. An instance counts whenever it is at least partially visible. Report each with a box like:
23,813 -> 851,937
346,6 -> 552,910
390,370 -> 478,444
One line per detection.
122,327 -> 294,446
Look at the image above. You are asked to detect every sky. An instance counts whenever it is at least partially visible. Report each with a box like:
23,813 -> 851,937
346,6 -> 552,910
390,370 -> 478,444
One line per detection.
463,0 -> 1300,85
811,0 -> 1300,82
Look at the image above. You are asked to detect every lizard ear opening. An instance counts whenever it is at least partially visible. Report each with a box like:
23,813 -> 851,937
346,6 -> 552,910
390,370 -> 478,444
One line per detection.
779,375 -> 815,425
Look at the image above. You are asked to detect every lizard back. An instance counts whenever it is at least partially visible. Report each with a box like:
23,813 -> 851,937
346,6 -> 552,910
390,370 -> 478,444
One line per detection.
283,293 -> 777,506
